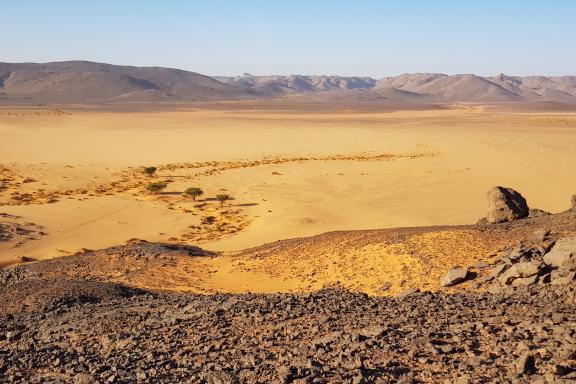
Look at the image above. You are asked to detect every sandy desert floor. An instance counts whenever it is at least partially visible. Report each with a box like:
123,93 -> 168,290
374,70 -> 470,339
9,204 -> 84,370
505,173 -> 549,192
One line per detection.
1,103 -> 576,283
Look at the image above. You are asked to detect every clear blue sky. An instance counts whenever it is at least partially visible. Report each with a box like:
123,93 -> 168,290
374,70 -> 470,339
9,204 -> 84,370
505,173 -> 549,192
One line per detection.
2,1 -> 575,77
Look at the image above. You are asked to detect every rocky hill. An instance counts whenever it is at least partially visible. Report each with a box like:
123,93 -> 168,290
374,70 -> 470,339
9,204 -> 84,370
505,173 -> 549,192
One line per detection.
220,72 -> 576,104
2,61 -> 576,105
375,73 -> 576,103
215,74 -> 377,95
0,61 -> 255,103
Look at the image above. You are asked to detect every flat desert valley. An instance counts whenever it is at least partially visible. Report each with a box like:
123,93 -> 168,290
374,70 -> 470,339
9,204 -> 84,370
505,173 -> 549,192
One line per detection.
1,102 -> 576,295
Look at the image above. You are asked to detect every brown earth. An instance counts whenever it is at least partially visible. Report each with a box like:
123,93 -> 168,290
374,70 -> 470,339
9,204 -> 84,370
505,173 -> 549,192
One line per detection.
2,211 -> 575,382
4,209 -> 575,296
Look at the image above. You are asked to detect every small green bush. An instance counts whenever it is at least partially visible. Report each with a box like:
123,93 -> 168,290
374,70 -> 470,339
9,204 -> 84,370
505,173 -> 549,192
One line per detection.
146,181 -> 167,194
184,187 -> 204,201
215,194 -> 231,207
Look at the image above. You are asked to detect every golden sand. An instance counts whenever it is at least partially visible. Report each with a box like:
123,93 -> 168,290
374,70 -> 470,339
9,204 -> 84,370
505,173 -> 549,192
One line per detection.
1,104 -> 576,293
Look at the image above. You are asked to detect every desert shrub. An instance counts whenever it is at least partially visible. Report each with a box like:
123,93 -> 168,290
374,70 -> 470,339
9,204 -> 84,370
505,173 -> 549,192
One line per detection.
146,181 -> 167,194
215,194 -> 231,207
143,166 -> 157,176
184,187 -> 204,201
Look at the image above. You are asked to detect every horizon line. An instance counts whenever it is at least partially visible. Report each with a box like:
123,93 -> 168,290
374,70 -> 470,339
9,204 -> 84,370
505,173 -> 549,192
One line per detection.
2,60 -> 576,79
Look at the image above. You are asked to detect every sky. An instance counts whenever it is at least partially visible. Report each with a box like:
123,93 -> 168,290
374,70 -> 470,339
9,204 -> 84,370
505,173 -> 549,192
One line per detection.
2,1 -> 575,77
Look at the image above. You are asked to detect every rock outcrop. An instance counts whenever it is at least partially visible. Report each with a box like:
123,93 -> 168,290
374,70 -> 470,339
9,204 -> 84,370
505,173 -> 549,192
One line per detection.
497,261 -> 541,285
482,235 -> 576,290
544,236 -> 576,267
486,186 -> 529,223
1,280 -> 575,383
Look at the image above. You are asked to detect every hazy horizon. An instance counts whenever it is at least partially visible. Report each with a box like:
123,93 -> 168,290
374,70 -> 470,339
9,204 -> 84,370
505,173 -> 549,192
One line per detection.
3,59 -> 576,80
3,1 -> 576,78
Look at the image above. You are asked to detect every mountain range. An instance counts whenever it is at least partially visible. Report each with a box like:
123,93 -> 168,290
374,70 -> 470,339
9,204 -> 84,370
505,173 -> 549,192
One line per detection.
1,61 -> 576,104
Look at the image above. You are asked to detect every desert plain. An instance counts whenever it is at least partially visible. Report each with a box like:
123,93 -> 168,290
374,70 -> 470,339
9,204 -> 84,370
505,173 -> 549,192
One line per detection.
1,101 -> 576,294
2,100 -> 576,383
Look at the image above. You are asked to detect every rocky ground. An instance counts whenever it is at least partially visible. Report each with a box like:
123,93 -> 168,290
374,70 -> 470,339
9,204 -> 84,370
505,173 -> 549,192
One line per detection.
0,277 -> 574,383
2,204 -> 575,296
1,189 -> 575,383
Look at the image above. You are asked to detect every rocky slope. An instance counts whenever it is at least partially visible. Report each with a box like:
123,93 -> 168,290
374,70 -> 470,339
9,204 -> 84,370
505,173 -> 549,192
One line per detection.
1,190 -> 575,382
2,206 -> 574,296
0,279 -> 574,383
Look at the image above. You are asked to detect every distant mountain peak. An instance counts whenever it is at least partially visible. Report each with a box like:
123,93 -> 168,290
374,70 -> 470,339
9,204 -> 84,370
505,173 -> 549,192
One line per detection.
0,61 -> 255,103
1,61 -> 575,104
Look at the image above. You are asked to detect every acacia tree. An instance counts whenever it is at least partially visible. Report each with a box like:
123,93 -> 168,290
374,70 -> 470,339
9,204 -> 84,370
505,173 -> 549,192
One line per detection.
143,166 -> 157,177
215,194 -> 231,207
146,181 -> 167,194
184,187 -> 204,201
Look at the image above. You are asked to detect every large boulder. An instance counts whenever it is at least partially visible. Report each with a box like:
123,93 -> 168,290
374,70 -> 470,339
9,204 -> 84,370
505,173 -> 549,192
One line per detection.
486,186 -> 529,223
497,261 -> 541,285
544,236 -> 576,267
572,194 -> 576,211
440,267 -> 469,287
